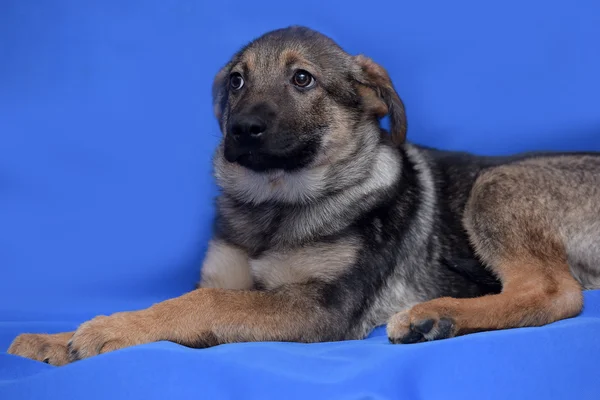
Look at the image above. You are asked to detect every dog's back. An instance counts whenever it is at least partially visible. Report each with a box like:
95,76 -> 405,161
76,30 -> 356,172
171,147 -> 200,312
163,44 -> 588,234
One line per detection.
417,147 -> 600,283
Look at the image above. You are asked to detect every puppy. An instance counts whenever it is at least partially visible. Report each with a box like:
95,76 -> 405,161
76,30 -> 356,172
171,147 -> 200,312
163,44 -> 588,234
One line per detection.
8,26 -> 600,366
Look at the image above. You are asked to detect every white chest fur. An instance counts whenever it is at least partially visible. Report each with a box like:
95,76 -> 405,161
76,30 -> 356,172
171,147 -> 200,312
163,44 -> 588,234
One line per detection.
250,239 -> 359,290
200,238 -> 360,291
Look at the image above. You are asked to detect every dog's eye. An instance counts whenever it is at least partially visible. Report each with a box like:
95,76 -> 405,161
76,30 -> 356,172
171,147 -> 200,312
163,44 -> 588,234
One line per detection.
292,70 -> 315,88
230,73 -> 245,90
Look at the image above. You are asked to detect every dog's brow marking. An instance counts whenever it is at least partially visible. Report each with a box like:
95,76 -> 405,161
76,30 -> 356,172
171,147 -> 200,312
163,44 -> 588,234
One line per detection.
280,49 -> 303,68
242,51 -> 257,72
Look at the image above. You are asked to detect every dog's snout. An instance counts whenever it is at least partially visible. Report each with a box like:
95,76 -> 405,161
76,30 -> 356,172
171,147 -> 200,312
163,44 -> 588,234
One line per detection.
231,115 -> 267,139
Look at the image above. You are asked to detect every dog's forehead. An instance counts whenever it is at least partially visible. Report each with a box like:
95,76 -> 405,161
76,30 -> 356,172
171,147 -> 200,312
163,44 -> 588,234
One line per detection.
238,46 -> 309,73
236,27 -> 351,73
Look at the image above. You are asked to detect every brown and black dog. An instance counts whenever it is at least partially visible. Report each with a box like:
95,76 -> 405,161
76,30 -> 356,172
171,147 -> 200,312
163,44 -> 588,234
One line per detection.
8,26 -> 600,366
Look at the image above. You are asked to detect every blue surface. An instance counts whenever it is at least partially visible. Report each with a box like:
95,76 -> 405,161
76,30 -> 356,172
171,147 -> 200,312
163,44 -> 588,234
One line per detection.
1,0 -> 600,399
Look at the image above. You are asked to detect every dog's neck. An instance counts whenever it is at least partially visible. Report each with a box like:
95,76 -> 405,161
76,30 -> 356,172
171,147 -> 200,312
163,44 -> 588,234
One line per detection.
213,137 -> 404,253
211,122 -> 410,253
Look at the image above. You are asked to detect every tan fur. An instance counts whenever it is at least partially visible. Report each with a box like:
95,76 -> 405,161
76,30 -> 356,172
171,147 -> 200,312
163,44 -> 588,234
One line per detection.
280,48 -> 304,68
387,259 -> 583,341
8,332 -> 73,366
62,286 -> 330,360
354,55 -> 407,144
313,106 -> 359,167
240,50 -> 257,72
357,85 -> 388,117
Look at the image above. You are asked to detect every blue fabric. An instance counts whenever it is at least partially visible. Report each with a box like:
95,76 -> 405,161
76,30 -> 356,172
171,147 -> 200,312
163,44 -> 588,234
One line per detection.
1,0 -> 600,399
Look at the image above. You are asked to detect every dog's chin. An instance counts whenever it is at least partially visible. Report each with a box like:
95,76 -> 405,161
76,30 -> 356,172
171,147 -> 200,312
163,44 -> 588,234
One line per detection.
223,145 -> 318,173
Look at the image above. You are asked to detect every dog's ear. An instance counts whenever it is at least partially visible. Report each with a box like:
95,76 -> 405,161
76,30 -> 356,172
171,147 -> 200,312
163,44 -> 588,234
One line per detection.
353,55 -> 407,145
212,63 -> 231,126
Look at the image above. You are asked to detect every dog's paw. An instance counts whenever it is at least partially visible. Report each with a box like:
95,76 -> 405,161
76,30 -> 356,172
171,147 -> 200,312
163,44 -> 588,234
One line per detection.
387,302 -> 457,344
8,332 -> 72,366
68,312 -> 152,361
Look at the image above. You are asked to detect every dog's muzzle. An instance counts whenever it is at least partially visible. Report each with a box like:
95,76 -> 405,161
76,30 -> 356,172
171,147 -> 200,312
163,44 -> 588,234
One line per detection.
224,114 -> 267,163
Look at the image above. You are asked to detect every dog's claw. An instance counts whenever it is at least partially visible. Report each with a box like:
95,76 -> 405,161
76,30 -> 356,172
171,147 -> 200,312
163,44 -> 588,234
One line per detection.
387,306 -> 458,344
398,329 -> 424,344
435,318 -> 455,339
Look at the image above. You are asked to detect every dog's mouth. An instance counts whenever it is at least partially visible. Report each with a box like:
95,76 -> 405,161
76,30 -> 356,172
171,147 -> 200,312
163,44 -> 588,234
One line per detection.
223,140 -> 320,172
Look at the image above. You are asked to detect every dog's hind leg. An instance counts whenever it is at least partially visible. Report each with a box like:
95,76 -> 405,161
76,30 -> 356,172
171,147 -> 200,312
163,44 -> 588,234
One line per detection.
387,158 -> 599,343
387,257 -> 581,343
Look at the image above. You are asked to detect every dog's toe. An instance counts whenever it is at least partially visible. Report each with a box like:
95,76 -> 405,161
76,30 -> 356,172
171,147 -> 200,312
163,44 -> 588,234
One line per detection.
413,318 -> 435,334
431,317 -> 455,340
8,333 -> 72,366
387,304 -> 457,344
387,310 -> 424,344
397,329 -> 424,344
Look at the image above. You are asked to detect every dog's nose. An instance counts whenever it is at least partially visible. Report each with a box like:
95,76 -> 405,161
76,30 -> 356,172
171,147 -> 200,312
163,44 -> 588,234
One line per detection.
230,115 -> 267,139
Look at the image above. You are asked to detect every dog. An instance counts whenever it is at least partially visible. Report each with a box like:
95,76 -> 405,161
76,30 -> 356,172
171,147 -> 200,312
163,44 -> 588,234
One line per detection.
8,26 -> 600,366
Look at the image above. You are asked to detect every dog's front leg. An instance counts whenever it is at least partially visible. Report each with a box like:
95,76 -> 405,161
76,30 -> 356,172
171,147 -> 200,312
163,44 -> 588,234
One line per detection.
68,284 -> 333,361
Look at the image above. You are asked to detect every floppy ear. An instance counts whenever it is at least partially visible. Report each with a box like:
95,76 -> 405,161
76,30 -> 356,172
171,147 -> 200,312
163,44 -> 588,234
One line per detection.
212,63 -> 231,129
353,55 -> 407,145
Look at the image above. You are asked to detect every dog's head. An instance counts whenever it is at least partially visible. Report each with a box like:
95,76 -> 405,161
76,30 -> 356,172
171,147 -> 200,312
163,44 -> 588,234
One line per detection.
212,26 -> 406,202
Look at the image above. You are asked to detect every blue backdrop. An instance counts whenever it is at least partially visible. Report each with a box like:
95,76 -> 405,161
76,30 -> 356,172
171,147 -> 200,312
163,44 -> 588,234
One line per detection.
1,1 -> 599,399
